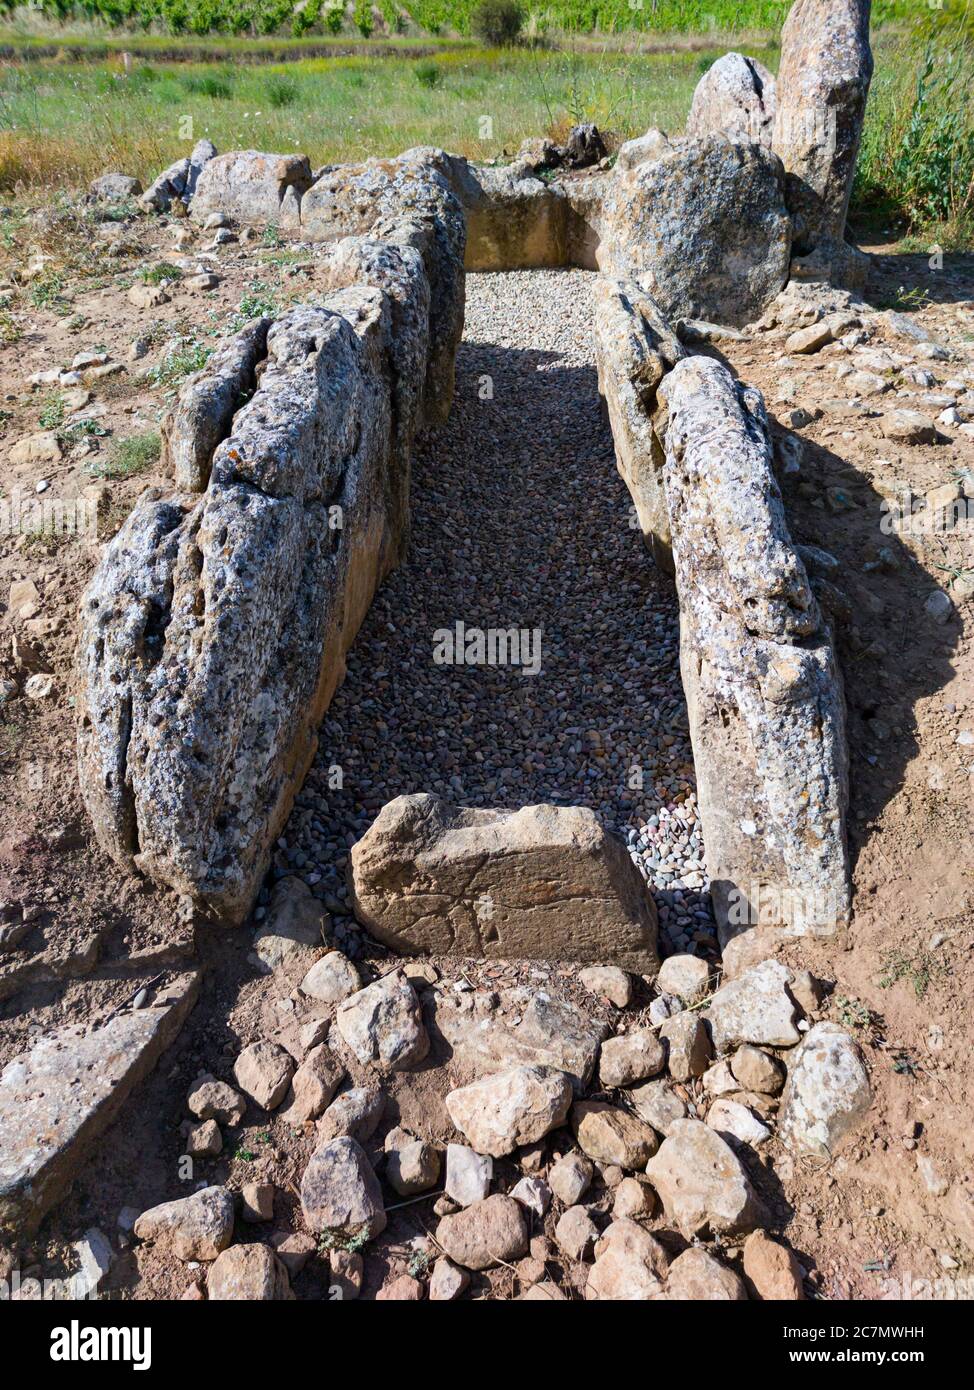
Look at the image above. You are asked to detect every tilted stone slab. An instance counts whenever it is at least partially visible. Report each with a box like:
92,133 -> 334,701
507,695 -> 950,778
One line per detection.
686,51 -> 776,148
297,150 -> 466,425
593,275 -> 684,571
189,149 -> 313,227
161,315 -> 271,493
0,974 -> 198,1237
598,130 -> 791,328
656,356 -> 850,940
77,272 -> 442,922
772,0 -> 873,261
348,793 -> 659,971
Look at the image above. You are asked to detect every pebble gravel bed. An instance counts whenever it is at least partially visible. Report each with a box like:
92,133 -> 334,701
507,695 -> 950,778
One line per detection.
275,269 -> 716,957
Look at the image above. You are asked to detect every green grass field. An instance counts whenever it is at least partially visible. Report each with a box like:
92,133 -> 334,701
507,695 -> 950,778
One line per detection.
0,6 -> 971,246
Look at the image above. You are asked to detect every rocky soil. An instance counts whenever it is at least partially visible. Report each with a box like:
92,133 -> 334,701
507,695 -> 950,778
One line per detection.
1,201 -> 973,1299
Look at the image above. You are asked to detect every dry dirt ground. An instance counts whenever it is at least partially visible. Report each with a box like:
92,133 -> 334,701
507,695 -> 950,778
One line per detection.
0,195 -> 973,1300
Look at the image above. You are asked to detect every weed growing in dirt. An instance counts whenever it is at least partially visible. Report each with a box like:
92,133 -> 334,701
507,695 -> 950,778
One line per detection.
28,270 -> 70,313
148,340 -> 211,389
38,394 -> 65,430
90,432 -> 161,480
877,946 -> 948,999
834,994 -> 878,1033
141,262 -> 182,286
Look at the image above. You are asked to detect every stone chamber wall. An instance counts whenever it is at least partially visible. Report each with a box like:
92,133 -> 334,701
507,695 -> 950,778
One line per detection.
77,2 -> 872,952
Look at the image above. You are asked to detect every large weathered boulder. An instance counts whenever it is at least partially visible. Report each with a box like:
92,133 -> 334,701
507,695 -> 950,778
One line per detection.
348,793 -> 658,970
0,974 -> 198,1238
771,0 -> 873,260
778,1022 -> 871,1158
77,244 -> 454,922
461,164 -> 569,270
190,150 -> 313,227
445,1066 -> 573,1158
656,356 -> 850,941
297,150 -> 466,424
141,139 -> 216,212
645,1118 -> 764,1237
599,131 -> 790,326
686,52 -> 776,147
593,275 -> 684,570
300,1136 -> 387,1240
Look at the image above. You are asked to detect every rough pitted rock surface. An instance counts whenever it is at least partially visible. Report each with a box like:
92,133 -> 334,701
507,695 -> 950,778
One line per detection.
445,1065 -> 573,1157
284,270 -> 712,959
772,0 -> 873,256
300,1136 -> 387,1239
133,1186 -> 234,1262
77,283 -> 441,923
435,1194 -> 528,1271
593,275 -> 684,570
686,52 -> 776,148
778,1022 -> 872,1158
0,976 -> 198,1237
349,793 -> 658,970
335,970 -> 429,1072
189,150 -> 313,228
705,959 -> 802,1052
645,1118 -> 764,1237
657,356 -> 850,940
207,1243 -> 293,1300
599,131 -> 791,327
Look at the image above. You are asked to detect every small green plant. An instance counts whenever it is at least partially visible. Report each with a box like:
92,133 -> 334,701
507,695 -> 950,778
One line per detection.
149,341 -> 211,389
38,394 -> 65,430
834,994 -> 875,1033
226,281 -> 280,332
261,224 -> 282,249
28,270 -> 69,312
266,74 -> 299,108
0,310 -> 20,345
318,1228 -> 370,1255
90,432 -> 161,480
471,0 -> 523,45
141,262 -> 182,286
415,62 -> 441,89
877,947 -> 948,1000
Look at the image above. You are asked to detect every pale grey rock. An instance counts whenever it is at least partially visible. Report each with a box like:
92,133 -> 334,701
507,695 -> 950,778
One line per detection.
161,317 -> 271,493
593,275 -> 684,569
778,1022 -> 871,1158
510,1176 -> 551,1218
429,1256 -> 469,1301
90,173 -> 143,202
686,52 -> 776,147
134,1185 -> 234,1261
657,357 -> 850,941
140,156 -> 190,212
548,1152 -> 594,1206
252,877 -> 328,975
190,150 -> 312,226
233,1041 -> 294,1111
300,951 -> 361,1004
657,953 -> 711,1003
77,249 -> 456,923
706,1098 -> 772,1147
645,1118 -> 764,1237
350,794 -> 658,971
446,1066 -> 573,1158
772,0 -> 873,256
702,1058 -> 741,1096
0,974 -> 198,1237
613,1175 -> 656,1219
335,971 -> 428,1072
445,1144 -> 492,1208
384,1137 -> 440,1197
705,959 -> 801,1053
627,1079 -> 687,1135
599,1030 -> 665,1088
599,131 -> 790,326
187,1119 -> 222,1157
300,1136 -> 387,1239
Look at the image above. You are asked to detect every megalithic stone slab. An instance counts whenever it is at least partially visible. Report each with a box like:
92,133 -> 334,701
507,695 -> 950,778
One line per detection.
686,52 -> 776,148
349,794 -> 659,971
772,0 -> 874,256
0,973 -> 198,1237
656,356 -> 850,941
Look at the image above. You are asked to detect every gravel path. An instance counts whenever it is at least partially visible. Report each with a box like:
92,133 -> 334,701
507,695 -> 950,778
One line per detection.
282,269 -> 716,958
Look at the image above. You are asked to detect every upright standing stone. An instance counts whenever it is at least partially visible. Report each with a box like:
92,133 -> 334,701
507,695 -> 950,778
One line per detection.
772,0 -> 874,256
686,52 -> 776,148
